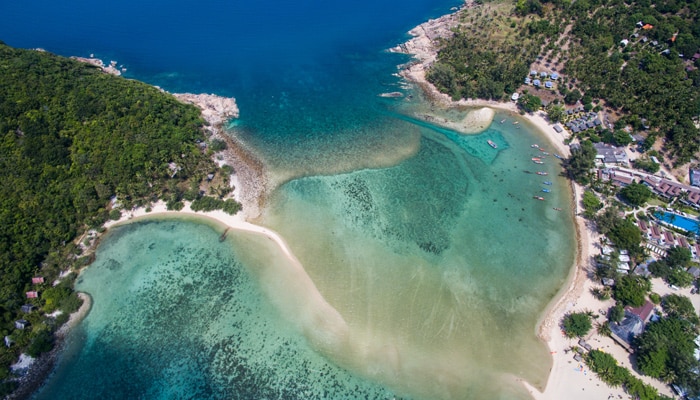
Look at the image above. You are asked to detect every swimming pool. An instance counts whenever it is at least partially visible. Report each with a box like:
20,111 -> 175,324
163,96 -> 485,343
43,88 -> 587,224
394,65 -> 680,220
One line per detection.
655,211 -> 700,234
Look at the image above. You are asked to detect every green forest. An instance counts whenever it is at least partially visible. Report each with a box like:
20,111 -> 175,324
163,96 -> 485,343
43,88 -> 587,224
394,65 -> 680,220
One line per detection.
0,42 -> 238,392
427,0 -> 700,164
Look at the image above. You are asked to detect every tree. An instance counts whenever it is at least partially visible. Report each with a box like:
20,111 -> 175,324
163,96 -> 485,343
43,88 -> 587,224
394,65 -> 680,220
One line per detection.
607,218 -> 642,256
633,158 -> 660,174
209,139 -> 227,152
661,294 -> 699,326
619,183 -> 652,207
565,89 -> 582,105
565,141 -> 596,184
518,93 -> 542,113
613,130 -> 633,147
563,311 -> 593,337
546,104 -> 565,123
609,304 -> 625,323
649,259 -> 672,280
667,269 -> 695,288
26,330 -> 54,358
636,316 -> 699,386
585,350 -> 629,387
665,246 -> 691,269
582,190 -> 602,218
613,275 -> 651,307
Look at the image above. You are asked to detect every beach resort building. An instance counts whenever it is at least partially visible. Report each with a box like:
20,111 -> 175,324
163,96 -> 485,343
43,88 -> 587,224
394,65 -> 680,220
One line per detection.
689,169 -> 700,187
594,143 -> 628,166
20,304 -> 34,314
610,310 -> 645,352
14,320 -> 30,330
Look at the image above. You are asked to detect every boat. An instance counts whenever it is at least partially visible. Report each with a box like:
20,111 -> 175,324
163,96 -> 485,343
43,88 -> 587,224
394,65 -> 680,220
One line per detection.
533,160 -> 544,164
531,157 -> 541,161
219,227 -> 230,242
542,188 -> 551,193
543,181 -> 552,185
500,119 -> 506,124
487,140 -> 498,149
533,196 -> 545,201
530,144 -> 539,148
553,207 -> 562,211
554,154 -> 564,159
536,171 -> 548,176
540,151 -> 550,155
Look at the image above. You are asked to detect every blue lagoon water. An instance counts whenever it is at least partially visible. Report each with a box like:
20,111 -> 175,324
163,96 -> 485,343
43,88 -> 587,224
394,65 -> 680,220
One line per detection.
3,1 -> 577,399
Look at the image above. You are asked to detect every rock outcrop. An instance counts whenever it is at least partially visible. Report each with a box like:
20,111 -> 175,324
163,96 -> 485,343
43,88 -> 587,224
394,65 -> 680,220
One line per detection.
173,93 -> 239,125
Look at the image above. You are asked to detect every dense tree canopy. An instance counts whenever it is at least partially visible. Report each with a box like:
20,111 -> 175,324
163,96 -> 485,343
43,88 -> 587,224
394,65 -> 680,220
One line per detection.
607,218 -> 642,256
0,42 -> 237,384
582,190 -> 603,218
619,183 -> 653,207
429,0 -> 700,164
635,316 -> 700,395
563,312 -> 593,338
565,141 -> 596,184
650,246 -> 696,287
613,274 -> 651,307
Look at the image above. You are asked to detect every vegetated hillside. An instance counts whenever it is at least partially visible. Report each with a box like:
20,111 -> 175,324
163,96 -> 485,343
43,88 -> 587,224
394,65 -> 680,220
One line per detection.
428,0 -> 700,164
0,42 -> 219,388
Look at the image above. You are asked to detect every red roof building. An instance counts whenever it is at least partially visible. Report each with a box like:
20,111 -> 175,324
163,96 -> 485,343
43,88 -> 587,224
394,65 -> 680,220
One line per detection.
637,219 -> 648,232
627,300 -> 655,322
31,277 -> 44,285
26,291 -> 38,299
664,231 -> 676,246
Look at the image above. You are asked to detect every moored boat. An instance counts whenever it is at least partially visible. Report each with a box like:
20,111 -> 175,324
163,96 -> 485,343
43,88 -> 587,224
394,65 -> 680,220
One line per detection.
530,144 -> 539,148
487,140 -> 498,149
543,181 -> 552,185
533,196 -> 545,201
536,171 -> 548,176
554,154 -> 564,159
542,188 -> 551,193
553,207 -> 562,211
533,160 -> 544,164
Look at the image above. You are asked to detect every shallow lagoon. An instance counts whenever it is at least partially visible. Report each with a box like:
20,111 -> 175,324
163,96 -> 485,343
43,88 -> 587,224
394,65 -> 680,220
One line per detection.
7,0 -> 576,398
35,218 -> 403,399
35,114 -> 576,400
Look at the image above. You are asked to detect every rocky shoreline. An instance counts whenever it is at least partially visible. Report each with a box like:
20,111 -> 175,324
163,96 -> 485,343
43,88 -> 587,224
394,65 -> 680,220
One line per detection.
170,92 -> 267,220
7,294 -> 91,400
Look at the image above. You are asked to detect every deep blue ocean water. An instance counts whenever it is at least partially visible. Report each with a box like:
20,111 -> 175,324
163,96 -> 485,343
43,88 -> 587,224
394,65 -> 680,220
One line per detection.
2,0 -> 461,156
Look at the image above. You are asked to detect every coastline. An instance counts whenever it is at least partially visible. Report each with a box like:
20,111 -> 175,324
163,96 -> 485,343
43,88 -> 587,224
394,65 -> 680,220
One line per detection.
393,8 -> 625,399
8,293 -> 92,400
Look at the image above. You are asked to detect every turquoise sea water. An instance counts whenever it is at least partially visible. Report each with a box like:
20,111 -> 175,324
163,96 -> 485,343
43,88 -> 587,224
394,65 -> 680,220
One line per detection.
35,219 -> 402,399
4,1 -> 576,399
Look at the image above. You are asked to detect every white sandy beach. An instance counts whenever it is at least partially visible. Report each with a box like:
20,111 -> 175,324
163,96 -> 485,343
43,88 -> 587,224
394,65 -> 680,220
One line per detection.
105,202 -> 352,351
391,7 -> 681,399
